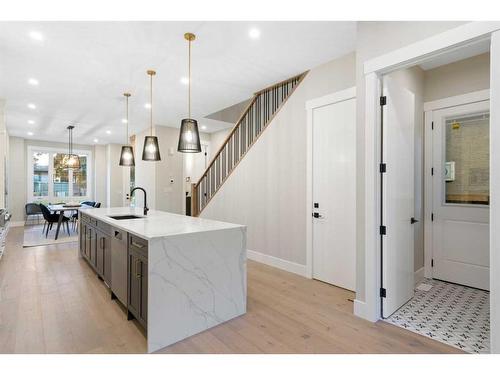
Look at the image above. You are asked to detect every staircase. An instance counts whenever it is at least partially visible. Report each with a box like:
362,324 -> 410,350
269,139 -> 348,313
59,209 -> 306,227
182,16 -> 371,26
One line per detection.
191,71 -> 308,216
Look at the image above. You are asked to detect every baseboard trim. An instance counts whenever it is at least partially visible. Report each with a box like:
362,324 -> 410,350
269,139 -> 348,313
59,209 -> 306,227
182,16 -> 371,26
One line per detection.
247,249 -> 308,278
415,267 -> 425,286
8,221 -> 25,227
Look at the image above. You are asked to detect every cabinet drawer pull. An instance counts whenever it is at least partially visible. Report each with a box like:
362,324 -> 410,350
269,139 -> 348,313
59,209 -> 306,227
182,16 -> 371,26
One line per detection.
131,240 -> 145,249
135,259 -> 141,278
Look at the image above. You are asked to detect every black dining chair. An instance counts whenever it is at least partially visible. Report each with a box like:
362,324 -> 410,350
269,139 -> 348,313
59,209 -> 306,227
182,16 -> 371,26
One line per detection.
25,203 -> 42,226
39,204 -> 71,238
71,201 -> 97,231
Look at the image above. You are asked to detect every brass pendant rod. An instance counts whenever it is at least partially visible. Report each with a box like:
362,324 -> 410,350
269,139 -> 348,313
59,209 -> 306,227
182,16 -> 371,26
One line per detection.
150,72 -> 153,136
188,37 -> 191,119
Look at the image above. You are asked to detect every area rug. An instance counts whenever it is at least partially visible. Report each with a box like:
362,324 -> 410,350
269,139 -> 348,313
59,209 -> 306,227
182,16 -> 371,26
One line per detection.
23,224 -> 78,247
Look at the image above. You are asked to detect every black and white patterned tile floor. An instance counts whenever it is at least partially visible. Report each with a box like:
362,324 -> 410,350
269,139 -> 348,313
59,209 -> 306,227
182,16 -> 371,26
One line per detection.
385,278 -> 490,354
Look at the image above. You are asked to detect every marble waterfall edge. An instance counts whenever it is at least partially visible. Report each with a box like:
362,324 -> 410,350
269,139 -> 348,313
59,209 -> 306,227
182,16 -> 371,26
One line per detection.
148,226 -> 247,352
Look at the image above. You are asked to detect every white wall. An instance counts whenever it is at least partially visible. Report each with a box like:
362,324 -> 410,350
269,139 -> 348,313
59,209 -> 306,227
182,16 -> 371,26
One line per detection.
200,52 -> 356,269
424,52 -> 490,102
489,29 -> 500,354
210,129 -> 231,154
106,143 -> 126,208
8,138 -> 25,223
154,126 -> 184,215
355,21 -> 467,302
0,99 -> 8,209
94,144 -> 107,206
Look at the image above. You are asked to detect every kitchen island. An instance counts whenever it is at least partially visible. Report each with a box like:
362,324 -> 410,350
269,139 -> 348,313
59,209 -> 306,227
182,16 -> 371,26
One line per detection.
79,206 -> 246,353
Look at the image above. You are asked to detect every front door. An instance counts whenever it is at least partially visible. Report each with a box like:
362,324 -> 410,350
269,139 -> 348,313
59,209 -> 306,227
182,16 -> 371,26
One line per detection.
431,100 -> 490,290
312,95 -> 356,291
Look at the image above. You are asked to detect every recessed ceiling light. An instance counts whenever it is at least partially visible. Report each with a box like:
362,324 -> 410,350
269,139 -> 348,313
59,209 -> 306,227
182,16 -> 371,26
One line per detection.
180,77 -> 189,85
27,131 -> 34,136
27,103 -> 36,110
28,78 -> 39,86
121,118 -> 128,124
201,125 -> 207,130
27,120 -> 35,125
93,138 -> 99,143
248,28 -> 261,40
28,31 -> 44,41
144,103 -> 151,109
106,130 -> 111,135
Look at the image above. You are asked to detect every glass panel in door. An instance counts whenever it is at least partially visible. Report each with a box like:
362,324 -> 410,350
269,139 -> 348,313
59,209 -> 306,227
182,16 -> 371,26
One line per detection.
444,111 -> 489,205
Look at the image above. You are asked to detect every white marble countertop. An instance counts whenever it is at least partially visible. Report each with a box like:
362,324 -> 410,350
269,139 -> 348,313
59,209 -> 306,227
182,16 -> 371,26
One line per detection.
80,206 -> 244,240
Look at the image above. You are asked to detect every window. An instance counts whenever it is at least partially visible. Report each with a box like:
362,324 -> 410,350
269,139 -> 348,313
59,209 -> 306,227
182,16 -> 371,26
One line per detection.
32,152 -> 49,197
28,147 -> 92,203
444,111 -> 489,205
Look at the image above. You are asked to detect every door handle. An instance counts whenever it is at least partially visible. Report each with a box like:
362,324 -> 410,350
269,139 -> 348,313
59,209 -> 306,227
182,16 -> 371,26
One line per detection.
411,217 -> 419,224
135,259 -> 141,278
131,240 -> 145,249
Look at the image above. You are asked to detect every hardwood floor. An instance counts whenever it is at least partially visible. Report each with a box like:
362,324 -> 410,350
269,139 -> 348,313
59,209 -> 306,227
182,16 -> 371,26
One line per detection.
0,226 -> 462,354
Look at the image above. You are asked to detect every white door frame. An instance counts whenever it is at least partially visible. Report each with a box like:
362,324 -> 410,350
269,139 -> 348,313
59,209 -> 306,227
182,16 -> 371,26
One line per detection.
423,89 -> 491,280
305,86 -> 356,278
359,21 -> 500,353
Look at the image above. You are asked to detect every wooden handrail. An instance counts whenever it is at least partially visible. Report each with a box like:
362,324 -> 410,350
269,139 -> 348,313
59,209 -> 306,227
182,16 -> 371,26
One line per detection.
191,71 -> 308,216
253,73 -> 305,96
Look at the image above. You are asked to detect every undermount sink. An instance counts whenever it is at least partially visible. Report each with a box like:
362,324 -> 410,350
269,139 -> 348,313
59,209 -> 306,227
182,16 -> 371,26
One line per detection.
108,215 -> 144,220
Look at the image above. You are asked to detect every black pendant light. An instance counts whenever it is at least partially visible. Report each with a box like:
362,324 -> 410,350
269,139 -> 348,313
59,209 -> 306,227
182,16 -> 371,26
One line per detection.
142,70 -> 161,161
119,92 -> 135,166
178,32 -> 201,153
63,125 -> 80,170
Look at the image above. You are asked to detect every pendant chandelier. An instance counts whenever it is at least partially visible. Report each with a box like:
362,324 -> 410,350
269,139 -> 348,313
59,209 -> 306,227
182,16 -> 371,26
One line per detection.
142,70 -> 161,161
63,125 -> 80,170
119,92 -> 135,166
177,32 -> 201,153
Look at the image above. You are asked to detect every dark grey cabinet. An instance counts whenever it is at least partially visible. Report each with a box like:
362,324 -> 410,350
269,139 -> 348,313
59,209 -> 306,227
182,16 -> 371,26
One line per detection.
79,214 -> 148,331
97,230 -> 111,285
128,235 -> 148,328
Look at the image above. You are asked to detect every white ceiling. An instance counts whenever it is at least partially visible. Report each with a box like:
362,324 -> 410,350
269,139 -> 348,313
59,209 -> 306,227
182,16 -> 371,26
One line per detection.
0,21 -> 356,144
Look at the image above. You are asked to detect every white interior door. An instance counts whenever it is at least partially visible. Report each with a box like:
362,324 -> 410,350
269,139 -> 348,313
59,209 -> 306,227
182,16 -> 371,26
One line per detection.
382,75 -> 415,318
312,96 -> 356,291
431,101 -> 490,290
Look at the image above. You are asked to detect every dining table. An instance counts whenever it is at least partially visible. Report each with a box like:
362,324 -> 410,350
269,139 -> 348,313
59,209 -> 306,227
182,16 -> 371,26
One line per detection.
47,204 -> 93,240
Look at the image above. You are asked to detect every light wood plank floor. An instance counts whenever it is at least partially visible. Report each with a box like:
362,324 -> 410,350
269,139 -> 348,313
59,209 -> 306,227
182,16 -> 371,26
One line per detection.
0,227 -> 462,354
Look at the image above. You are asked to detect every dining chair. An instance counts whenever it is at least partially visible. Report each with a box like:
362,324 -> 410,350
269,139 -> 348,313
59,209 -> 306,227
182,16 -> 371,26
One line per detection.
25,203 -> 42,226
71,201 -> 96,231
39,204 -> 71,238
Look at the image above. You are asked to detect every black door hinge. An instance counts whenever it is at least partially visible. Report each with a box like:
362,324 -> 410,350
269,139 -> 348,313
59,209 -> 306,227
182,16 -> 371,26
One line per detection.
431,121 -> 434,130
380,96 -> 387,106
431,213 -> 434,221
380,288 -> 387,298
431,167 -> 434,176
380,225 -> 387,235
379,163 -> 387,173
431,259 -> 434,267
